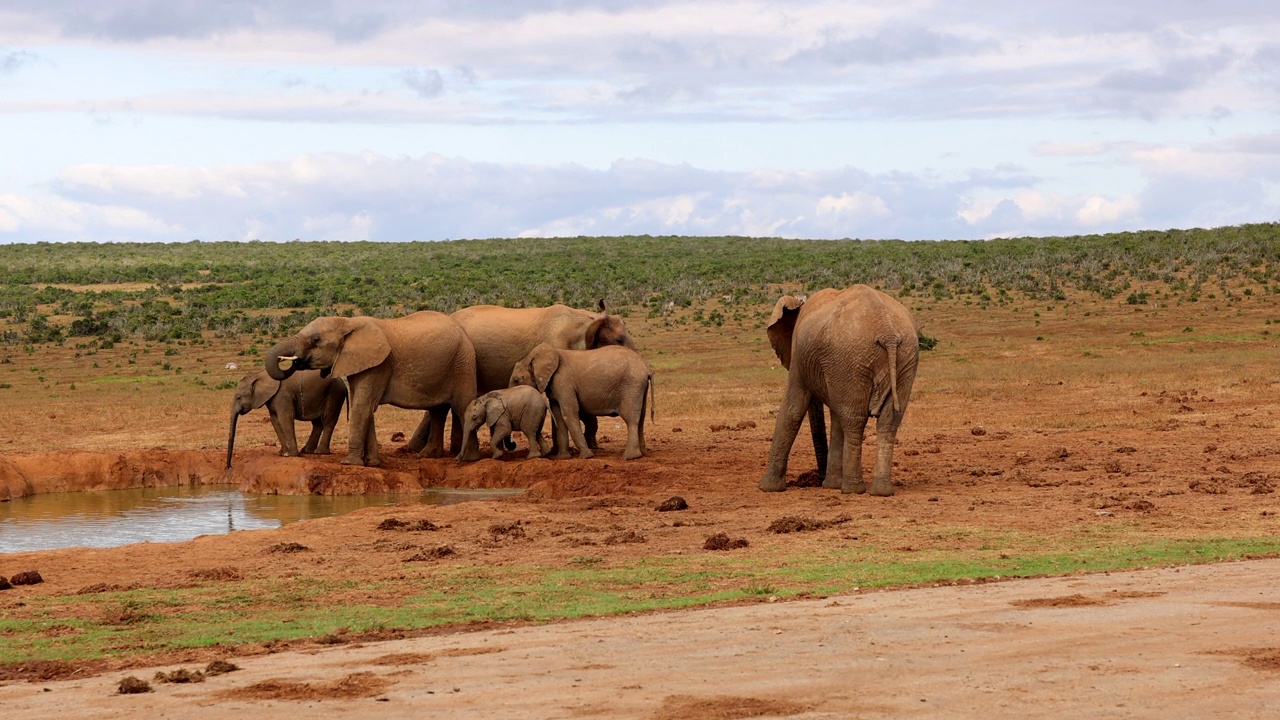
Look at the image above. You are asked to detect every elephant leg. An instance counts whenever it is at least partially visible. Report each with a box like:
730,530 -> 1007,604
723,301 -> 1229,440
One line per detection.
809,398 -> 828,482
269,408 -> 301,457
759,376 -> 810,492
406,411 -> 433,454
559,396 -> 593,459
621,392 -> 644,460
342,385 -> 378,466
300,420 -> 324,455
838,411 -> 869,494
363,413 -> 381,467
548,401 -> 574,459
583,413 -> 600,450
520,413 -> 547,459
418,407 -> 449,458
316,409 -> 338,455
870,406 -> 903,497
449,409 -> 464,455
822,412 -> 844,490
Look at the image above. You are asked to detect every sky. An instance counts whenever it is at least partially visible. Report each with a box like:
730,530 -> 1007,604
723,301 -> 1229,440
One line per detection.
1,1 -> 1278,243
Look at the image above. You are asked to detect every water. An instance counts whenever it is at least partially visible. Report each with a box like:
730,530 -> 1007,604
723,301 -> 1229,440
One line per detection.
0,485 -> 523,554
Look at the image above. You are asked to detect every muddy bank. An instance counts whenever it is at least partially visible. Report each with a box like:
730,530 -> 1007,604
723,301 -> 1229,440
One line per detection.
0,448 -> 679,500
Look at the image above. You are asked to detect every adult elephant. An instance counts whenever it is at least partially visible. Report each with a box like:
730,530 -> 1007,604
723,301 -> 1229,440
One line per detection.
759,285 -> 919,496
225,369 -> 347,469
407,301 -> 636,454
264,311 -> 479,467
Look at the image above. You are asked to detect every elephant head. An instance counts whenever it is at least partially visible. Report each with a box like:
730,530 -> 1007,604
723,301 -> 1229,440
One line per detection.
588,300 -> 637,350
265,316 -> 391,382
226,371 -> 281,469
510,343 -> 560,393
459,391 -> 511,460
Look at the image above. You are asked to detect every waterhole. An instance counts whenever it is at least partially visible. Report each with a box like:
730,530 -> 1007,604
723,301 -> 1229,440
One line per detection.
0,485 -> 522,553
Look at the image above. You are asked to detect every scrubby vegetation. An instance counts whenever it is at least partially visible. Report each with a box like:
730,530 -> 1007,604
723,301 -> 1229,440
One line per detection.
2,223 -> 1278,345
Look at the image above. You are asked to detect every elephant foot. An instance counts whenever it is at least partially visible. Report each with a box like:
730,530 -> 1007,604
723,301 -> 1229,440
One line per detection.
622,448 -> 643,460
418,447 -> 447,459
842,480 -> 867,494
340,454 -> 367,467
552,451 -> 573,460
758,475 -> 787,492
578,448 -> 595,459
869,481 -> 895,497
821,477 -> 842,490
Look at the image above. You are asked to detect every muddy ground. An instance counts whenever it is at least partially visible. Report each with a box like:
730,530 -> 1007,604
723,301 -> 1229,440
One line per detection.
3,292 -> 1280,716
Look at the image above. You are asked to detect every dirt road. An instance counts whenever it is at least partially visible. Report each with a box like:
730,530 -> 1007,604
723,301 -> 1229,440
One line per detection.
3,559 -> 1277,719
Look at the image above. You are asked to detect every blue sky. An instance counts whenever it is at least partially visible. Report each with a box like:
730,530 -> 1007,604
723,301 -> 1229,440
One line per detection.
1,0 -> 1278,242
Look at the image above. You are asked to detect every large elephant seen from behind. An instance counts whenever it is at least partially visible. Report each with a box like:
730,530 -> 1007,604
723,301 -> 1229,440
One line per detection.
225,369 -> 347,469
760,285 -> 919,495
408,301 -> 636,454
264,311 -> 480,467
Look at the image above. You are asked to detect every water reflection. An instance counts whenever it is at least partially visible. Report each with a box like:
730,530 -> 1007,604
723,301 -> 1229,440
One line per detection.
0,485 -> 522,553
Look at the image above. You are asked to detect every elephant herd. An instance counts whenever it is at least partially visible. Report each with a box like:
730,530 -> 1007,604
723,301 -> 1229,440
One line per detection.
226,286 -> 920,497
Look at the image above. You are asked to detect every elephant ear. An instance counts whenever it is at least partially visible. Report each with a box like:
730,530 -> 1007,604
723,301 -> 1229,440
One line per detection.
484,396 -> 508,427
250,375 -> 281,409
332,318 -> 391,379
766,295 -> 805,369
530,344 -> 561,393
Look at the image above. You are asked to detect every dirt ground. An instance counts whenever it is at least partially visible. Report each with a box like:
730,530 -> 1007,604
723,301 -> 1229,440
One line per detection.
3,291 -> 1280,716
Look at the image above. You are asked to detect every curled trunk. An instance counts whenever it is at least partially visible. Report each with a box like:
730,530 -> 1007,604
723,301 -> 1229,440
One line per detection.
264,337 -> 300,381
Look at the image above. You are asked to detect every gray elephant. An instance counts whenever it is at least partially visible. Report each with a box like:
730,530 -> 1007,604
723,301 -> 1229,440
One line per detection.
226,370 -> 347,468
509,343 -> 653,460
264,311 -> 480,467
408,301 -> 636,454
457,386 -> 551,461
759,285 -> 919,495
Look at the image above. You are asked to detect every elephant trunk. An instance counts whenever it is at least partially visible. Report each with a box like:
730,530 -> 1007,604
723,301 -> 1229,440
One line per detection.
226,409 -> 240,469
457,416 -> 481,461
808,398 -> 827,480
264,337 -> 300,381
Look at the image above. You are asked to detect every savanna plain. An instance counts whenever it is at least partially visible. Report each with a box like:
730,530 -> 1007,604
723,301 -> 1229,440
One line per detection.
1,231 -> 1280,718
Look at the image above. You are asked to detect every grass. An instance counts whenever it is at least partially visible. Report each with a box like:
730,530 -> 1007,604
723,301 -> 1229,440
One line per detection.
4,536 -> 1279,664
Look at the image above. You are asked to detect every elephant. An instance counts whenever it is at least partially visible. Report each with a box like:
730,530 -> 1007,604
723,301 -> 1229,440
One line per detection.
457,386 -> 552,461
225,370 -> 347,469
759,285 -> 919,495
509,343 -> 653,460
408,301 -> 636,455
264,311 -> 480,467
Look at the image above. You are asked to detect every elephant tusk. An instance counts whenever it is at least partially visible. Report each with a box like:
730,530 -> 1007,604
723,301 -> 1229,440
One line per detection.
277,355 -> 298,371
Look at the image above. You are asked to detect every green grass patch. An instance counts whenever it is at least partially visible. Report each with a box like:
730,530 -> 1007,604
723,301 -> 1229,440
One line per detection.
3,536 -> 1279,665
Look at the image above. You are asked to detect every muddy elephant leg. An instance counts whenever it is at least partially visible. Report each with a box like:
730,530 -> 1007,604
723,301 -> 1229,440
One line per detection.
869,407 -> 902,497
809,398 -> 828,482
838,411 -> 869,494
449,410 -> 464,456
363,413 -> 381,467
583,414 -> 600,450
560,397 -> 593,459
760,376 -> 811,492
418,407 -> 449,458
488,417 -> 513,460
521,414 -> 548,459
269,407 -> 301,457
822,412 -> 844,490
315,416 -> 336,455
300,420 -> 324,454
548,401 -> 573,459
407,412 -> 433,454
343,385 -> 378,466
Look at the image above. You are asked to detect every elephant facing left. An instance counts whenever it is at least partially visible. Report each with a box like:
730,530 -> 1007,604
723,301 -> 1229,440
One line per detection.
226,369 -> 348,469
264,311 -> 481,467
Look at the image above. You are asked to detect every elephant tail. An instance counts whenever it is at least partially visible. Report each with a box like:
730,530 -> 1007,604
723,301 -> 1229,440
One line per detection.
884,338 -> 902,414
649,373 -> 656,422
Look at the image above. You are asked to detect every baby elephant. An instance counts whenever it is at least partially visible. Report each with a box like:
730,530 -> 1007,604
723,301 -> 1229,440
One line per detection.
226,370 -> 347,468
458,386 -> 552,461
509,343 -> 653,460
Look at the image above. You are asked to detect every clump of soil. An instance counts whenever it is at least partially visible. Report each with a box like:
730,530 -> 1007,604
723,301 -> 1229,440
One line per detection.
1011,594 -> 1108,608
154,668 -> 205,683
787,470 -> 825,488
10,570 -> 43,586
656,496 -> 688,512
0,576 -> 10,591
767,515 -> 851,533
187,566 -> 242,581
405,545 -> 457,562
603,530 -> 647,545
220,672 -> 393,702
655,694 -> 811,720
704,533 -> 749,551
489,521 -> 526,539
117,676 -> 153,694
378,518 -> 439,532
205,660 -> 240,676
76,583 -> 133,595
267,542 -> 309,554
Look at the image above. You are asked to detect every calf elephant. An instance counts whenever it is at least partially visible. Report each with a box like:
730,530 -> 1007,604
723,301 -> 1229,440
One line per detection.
759,285 -> 919,495
408,301 -> 636,454
264,311 -> 480,467
225,370 -> 347,468
509,343 -> 653,460
458,385 -> 551,461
